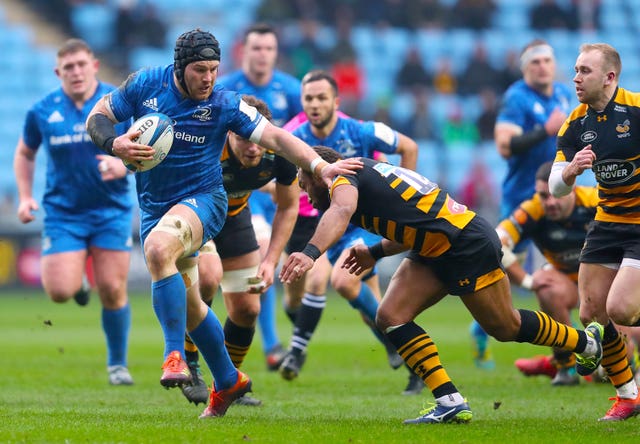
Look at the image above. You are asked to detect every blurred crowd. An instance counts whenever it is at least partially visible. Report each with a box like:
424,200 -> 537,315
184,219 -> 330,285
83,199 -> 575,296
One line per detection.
20,0 -> 601,145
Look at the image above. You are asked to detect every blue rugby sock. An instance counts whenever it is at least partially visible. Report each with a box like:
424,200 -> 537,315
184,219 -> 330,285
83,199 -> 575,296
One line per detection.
189,309 -> 237,390
348,284 -> 378,321
348,284 -> 384,342
152,273 -> 186,358
258,285 -> 280,353
102,304 -> 131,367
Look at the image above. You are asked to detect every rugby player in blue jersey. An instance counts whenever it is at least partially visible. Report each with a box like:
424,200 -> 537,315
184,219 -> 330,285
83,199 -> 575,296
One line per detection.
471,39 -> 572,368
215,23 -> 302,372
14,39 -> 135,386
181,96 -> 299,407
278,70 -> 420,394
85,29 -> 359,418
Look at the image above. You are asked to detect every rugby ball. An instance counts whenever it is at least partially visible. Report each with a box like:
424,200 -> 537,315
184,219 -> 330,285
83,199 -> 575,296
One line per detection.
123,112 -> 174,172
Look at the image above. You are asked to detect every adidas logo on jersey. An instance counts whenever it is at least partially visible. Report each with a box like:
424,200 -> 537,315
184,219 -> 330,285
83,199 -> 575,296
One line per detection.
142,97 -> 159,111
47,111 -> 64,123
183,198 -> 198,208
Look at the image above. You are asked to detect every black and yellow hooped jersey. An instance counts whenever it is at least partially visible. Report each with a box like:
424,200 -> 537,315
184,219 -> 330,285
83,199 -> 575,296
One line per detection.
220,140 -> 297,216
497,186 -> 598,281
330,158 -> 476,257
555,87 -> 640,224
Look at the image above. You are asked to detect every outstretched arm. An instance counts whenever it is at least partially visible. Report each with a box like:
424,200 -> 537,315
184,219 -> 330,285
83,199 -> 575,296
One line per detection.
280,183 -> 357,283
256,122 -> 362,185
257,182 -> 300,289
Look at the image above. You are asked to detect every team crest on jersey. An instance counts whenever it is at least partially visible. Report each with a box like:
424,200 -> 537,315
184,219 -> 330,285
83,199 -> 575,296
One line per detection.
336,139 -> 357,158
533,102 -> 545,115
193,106 -> 212,122
273,92 -> 287,110
580,131 -> 597,143
616,119 -> 631,138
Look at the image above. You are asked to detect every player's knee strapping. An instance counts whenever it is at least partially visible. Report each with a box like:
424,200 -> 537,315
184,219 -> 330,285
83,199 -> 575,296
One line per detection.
150,214 -> 194,256
220,266 -> 260,293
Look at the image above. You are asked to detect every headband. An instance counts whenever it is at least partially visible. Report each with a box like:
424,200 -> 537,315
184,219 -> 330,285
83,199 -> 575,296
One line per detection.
520,44 -> 554,69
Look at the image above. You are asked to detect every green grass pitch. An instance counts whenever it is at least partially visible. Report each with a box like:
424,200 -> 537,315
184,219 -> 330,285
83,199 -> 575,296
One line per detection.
1,288 -> 639,443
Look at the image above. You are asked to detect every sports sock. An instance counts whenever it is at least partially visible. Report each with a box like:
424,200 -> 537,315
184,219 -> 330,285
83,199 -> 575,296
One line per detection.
188,309 -> 237,390
348,284 -> 383,342
284,303 -> 299,324
151,274 -> 186,358
470,320 -> 490,357
552,349 -> 575,368
601,322 -> 636,389
223,317 -> 255,369
516,309 -> 585,352
436,392 -> 465,407
102,304 -> 131,367
258,285 -> 279,353
348,284 -> 378,322
184,333 -> 199,363
290,293 -> 325,356
386,321 -> 458,398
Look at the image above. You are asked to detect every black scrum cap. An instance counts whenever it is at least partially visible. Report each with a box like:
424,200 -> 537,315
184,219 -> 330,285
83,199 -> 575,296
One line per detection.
174,28 -> 220,93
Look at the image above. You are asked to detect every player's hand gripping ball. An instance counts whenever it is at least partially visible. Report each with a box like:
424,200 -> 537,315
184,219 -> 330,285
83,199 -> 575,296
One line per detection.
124,113 -> 174,172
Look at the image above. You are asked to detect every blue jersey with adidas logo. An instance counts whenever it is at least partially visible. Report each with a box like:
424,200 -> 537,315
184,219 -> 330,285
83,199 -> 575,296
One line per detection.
106,64 -> 265,216
292,116 -> 399,158
292,115 -> 398,260
217,69 -> 302,127
22,81 -> 132,215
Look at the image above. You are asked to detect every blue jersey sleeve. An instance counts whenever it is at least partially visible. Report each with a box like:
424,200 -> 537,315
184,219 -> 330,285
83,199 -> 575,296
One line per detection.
22,108 -> 42,150
497,89 -> 527,128
108,69 -> 147,122
360,121 -> 399,155
226,95 -> 266,140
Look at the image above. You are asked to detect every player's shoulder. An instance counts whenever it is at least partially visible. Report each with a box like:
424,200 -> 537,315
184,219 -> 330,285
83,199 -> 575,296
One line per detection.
209,85 -> 241,105
30,86 -> 65,113
338,115 -> 365,129
517,195 -> 544,222
96,81 -> 118,96
552,80 -> 572,93
217,70 -> 244,89
126,64 -> 173,87
566,103 -> 589,123
272,70 -> 301,88
291,120 -> 311,136
613,86 -> 640,109
503,79 -> 528,98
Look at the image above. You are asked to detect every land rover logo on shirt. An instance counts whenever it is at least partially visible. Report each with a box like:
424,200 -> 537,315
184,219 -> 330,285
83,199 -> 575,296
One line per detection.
593,159 -> 635,185
580,130 -> 597,143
